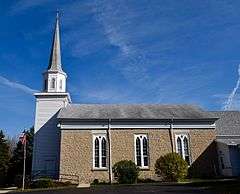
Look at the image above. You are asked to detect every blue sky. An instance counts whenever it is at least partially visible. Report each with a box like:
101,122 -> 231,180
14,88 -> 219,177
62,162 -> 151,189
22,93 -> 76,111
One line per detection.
1,0 -> 240,136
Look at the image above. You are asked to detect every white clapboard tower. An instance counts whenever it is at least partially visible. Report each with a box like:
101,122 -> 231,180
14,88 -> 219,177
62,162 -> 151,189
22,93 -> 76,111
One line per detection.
32,13 -> 71,178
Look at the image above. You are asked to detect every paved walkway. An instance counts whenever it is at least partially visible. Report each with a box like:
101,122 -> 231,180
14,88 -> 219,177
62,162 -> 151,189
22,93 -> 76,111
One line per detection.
9,185 -> 212,194
0,187 -> 17,193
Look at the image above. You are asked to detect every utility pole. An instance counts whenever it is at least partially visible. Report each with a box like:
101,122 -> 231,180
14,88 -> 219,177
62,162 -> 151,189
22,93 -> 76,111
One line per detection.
23,140 -> 26,190
20,133 -> 27,191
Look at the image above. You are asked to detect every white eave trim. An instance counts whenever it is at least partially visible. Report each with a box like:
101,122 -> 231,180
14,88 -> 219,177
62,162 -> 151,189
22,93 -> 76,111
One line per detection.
34,92 -> 71,103
59,123 -> 216,129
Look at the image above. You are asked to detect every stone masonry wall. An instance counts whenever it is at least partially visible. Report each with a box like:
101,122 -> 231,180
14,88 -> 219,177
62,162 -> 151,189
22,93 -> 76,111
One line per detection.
59,128 -> 216,183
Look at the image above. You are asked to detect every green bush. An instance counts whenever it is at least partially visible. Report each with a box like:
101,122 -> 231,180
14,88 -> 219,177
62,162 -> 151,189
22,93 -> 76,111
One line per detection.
137,178 -> 156,183
30,179 -> 72,189
92,179 -> 99,185
113,160 -> 139,184
52,181 -> 72,187
30,178 -> 54,188
155,152 -> 188,182
91,179 -> 108,185
14,175 -> 31,188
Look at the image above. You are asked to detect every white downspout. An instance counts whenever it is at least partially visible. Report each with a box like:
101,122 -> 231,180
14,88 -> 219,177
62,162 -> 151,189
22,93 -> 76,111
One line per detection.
107,119 -> 113,183
170,118 -> 175,153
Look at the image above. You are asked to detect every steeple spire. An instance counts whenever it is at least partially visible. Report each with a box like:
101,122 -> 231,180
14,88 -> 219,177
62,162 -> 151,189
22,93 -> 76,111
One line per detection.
48,11 -> 63,72
43,12 -> 67,93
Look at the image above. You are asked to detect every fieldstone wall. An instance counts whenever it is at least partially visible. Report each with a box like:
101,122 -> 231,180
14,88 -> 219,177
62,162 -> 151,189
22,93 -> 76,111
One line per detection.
111,129 -> 172,180
59,128 -> 216,183
59,130 -> 109,184
188,129 -> 218,177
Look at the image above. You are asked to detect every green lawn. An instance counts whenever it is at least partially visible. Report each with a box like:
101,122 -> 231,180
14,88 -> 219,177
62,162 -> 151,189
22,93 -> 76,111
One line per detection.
186,179 -> 240,193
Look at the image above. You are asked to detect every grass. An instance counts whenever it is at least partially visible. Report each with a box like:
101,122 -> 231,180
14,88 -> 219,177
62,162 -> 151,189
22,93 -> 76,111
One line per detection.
4,178 -> 240,194
35,179 -> 240,193
8,185 -> 77,193
186,179 -> 240,193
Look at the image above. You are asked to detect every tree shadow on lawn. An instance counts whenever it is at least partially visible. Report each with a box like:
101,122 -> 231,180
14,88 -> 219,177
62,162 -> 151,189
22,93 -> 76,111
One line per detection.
186,179 -> 240,194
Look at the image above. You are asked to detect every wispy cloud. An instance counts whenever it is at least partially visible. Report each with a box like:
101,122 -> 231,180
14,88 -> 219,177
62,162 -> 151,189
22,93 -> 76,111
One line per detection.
92,0 -> 151,85
223,64 -> 240,110
0,75 -> 38,95
60,0 -> 223,106
5,0 -> 237,110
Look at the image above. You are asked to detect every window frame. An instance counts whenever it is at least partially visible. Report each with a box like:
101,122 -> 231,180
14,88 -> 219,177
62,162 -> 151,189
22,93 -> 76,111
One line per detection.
59,79 -> 63,90
134,134 -> 149,169
92,134 -> 107,170
175,134 -> 191,165
51,78 -> 56,89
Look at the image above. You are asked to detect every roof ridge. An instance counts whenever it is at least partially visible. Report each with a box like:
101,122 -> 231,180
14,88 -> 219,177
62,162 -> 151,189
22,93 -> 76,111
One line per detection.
69,103 -> 200,106
210,110 -> 240,113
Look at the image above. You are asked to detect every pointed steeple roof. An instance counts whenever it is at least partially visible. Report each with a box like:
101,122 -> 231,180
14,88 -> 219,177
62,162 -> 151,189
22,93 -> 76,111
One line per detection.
48,12 -> 64,72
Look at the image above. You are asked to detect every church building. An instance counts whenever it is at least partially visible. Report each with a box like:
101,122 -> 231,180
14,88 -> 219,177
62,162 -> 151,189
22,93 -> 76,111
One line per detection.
32,14 -> 224,184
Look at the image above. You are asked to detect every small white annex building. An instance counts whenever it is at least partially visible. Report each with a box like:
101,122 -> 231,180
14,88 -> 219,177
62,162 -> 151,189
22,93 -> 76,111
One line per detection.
213,111 -> 240,177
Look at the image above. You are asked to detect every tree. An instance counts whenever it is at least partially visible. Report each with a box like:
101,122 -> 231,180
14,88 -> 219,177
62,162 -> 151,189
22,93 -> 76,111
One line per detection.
7,136 -> 17,156
155,153 -> 188,182
0,130 -> 10,186
7,127 -> 34,185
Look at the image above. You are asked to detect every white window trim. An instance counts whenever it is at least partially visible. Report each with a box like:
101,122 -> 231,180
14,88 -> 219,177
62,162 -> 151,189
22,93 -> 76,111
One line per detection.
92,134 -> 107,170
175,134 -> 191,164
51,78 -> 56,89
134,134 -> 149,169
59,79 -> 63,90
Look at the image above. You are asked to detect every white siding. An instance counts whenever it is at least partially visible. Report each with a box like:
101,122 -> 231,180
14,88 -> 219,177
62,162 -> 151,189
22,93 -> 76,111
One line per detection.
217,142 -> 233,176
32,94 -> 69,178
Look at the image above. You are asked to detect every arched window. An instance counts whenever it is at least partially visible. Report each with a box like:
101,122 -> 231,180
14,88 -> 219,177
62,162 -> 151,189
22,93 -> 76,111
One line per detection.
136,137 -> 141,166
143,137 -> 148,167
93,135 -> 107,169
183,137 -> 190,165
51,78 -> 56,89
59,80 -> 63,90
135,135 -> 149,168
101,137 -> 107,167
177,137 -> 183,157
94,138 -> 99,168
176,135 -> 191,165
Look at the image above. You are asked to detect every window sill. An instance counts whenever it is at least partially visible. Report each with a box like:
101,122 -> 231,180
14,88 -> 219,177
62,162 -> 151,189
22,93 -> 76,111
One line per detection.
92,167 -> 108,171
138,167 -> 150,171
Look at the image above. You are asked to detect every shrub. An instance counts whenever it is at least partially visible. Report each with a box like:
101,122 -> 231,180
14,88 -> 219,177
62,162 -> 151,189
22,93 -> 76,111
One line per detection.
29,178 -> 73,189
30,178 -> 54,188
92,179 -> 99,185
155,152 -> 188,182
137,178 -> 156,183
14,175 -> 31,188
52,181 -> 72,187
113,160 -> 139,184
91,179 -> 108,185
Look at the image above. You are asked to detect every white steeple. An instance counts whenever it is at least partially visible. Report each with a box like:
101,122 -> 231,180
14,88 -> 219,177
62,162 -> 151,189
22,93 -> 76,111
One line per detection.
43,12 -> 67,93
32,12 -> 71,178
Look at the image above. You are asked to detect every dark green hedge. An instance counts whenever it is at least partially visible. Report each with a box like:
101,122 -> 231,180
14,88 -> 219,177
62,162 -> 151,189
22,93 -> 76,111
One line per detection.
113,160 -> 139,184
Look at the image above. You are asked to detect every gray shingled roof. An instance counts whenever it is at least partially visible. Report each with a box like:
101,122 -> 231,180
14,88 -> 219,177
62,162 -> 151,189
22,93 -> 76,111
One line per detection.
58,104 -> 217,120
216,138 -> 240,145
211,111 -> 240,136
